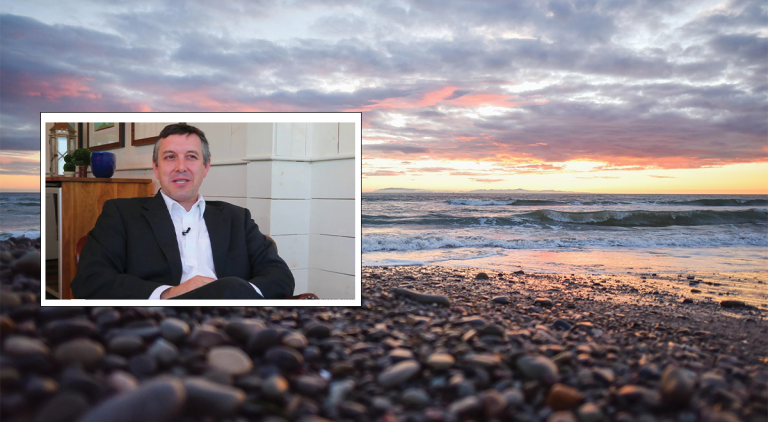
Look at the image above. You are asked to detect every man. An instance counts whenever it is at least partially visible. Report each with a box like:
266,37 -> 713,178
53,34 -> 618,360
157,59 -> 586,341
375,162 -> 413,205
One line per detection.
71,124 -> 294,299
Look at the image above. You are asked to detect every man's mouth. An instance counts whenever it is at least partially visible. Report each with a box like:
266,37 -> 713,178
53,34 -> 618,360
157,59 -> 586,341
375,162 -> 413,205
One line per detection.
172,178 -> 191,185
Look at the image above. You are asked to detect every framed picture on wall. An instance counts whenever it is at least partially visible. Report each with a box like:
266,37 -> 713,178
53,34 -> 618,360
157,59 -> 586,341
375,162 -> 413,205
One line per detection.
87,123 -> 125,151
131,122 -> 181,146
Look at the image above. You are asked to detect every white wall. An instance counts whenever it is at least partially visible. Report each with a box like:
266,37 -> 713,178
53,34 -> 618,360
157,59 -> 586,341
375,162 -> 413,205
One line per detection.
52,122 -> 356,299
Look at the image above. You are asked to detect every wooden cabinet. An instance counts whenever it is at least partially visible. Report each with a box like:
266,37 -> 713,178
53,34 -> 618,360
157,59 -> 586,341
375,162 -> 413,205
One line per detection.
46,177 -> 153,299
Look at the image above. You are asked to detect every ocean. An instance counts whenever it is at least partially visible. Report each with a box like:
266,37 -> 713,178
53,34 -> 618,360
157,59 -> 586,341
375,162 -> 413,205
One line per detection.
0,192 -> 41,240
363,192 -> 768,306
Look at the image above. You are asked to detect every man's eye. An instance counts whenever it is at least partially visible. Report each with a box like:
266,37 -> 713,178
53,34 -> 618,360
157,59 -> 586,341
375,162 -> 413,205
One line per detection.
165,155 -> 175,160
187,155 -> 197,160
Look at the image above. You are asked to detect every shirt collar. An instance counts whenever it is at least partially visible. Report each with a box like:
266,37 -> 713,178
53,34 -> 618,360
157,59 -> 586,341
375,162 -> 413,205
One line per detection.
159,189 -> 206,218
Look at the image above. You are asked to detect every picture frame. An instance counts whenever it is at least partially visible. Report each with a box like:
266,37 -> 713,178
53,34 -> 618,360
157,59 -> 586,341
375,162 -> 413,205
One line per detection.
87,123 -> 125,151
131,122 -> 182,146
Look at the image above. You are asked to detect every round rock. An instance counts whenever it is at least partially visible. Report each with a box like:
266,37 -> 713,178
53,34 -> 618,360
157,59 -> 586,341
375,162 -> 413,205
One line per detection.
517,355 -> 559,383
426,353 -> 455,371
265,346 -> 304,371
78,377 -> 186,422
660,366 -> 696,407
4,336 -> 50,357
183,377 -> 246,417
378,360 -> 421,387
208,346 -> 253,376
160,318 -> 190,343
546,383 -> 585,410
54,338 -> 105,369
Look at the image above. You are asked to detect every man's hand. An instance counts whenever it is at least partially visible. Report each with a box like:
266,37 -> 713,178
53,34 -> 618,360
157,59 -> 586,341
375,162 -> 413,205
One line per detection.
160,276 -> 216,299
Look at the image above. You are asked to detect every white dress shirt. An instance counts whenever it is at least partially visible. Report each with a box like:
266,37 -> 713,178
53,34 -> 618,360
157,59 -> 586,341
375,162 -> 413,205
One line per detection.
148,191 -> 264,299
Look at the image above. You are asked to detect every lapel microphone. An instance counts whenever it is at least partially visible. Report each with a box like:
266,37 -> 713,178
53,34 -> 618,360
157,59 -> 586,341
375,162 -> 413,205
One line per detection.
182,227 -> 191,236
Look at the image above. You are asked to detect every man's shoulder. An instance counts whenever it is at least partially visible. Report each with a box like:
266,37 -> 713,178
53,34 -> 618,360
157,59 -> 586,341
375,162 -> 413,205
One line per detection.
206,200 -> 247,213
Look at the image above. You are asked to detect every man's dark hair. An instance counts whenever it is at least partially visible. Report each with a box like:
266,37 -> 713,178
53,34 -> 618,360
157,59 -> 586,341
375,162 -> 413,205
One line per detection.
153,123 -> 211,166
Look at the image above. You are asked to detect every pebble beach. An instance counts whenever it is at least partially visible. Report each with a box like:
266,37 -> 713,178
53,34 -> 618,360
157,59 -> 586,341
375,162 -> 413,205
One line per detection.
2,237 -> 767,422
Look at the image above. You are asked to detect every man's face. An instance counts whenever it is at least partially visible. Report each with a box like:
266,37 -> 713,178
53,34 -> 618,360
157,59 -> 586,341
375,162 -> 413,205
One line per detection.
153,133 -> 210,209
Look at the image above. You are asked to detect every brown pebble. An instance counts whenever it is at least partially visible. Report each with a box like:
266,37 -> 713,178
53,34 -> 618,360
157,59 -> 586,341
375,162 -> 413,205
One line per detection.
546,383 -> 585,410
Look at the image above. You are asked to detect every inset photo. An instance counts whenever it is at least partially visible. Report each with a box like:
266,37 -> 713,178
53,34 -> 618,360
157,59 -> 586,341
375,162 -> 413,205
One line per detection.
41,112 -> 361,306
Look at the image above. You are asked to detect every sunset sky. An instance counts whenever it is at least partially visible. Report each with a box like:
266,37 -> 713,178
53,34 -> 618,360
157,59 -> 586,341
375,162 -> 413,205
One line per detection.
1,0 -> 766,193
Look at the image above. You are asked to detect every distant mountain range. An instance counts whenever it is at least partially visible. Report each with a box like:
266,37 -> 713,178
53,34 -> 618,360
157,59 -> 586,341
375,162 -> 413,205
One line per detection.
368,188 -> 576,194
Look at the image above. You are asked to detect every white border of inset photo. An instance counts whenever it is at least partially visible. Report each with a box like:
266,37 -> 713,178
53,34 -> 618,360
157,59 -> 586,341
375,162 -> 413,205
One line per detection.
40,112 -> 361,307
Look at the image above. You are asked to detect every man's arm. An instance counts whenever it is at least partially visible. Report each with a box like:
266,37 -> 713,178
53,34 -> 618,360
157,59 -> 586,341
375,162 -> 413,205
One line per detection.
243,209 -> 295,299
71,200 -> 168,299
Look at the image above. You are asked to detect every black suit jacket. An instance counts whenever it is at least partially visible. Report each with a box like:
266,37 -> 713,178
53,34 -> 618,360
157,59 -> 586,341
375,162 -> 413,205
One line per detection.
71,192 -> 295,299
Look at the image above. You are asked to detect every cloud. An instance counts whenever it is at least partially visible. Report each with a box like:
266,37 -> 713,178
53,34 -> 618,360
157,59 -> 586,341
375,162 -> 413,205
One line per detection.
0,0 -> 766,184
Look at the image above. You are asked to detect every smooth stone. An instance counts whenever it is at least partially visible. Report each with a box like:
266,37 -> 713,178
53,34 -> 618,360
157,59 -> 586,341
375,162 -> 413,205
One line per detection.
517,355 -> 559,383
78,377 -> 186,422
548,411 -> 578,422
378,360 -> 421,387
147,338 -> 179,367
660,366 -> 696,407
391,288 -> 451,307
247,328 -> 282,354
262,374 -> 289,397
448,395 -> 482,416
265,346 -> 304,371
503,387 -> 525,408
128,353 -> 157,379
303,322 -> 331,338
553,320 -> 572,330
24,375 -> 58,397
54,338 -> 105,369
479,389 -> 508,418
406,314 -> 431,325
160,318 -> 190,343
426,353 -> 455,371
326,379 -> 355,408
720,300 -> 745,308
12,250 -> 40,276
402,387 -> 430,407
491,296 -> 509,304
224,318 -> 266,343
546,383 -> 585,410
187,326 -> 230,349
534,297 -> 554,307
0,290 -> 21,308
106,370 -> 139,393
281,332 -> 309,350
4,336 -> 50,357
388,348 -> 415,362
467,353 -> 501,368
34,391 -> 90,422
44,319 -> 99,343
479,324 -> 505,337
108,335 -> 145,355
576,402 -> 605,422
183,377 -> 246,417
475,272 -> 489,279
294,374 -> 328,395
208,346 -> 253,376
456,316 -> 487,326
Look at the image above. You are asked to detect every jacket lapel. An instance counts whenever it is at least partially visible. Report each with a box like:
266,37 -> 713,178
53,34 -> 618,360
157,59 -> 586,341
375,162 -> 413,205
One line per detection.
204,202 -> 230,276
142,191 -> 183,285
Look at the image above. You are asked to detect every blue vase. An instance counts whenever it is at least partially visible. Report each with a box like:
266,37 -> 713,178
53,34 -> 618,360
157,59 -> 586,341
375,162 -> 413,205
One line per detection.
91,151 -> 116,178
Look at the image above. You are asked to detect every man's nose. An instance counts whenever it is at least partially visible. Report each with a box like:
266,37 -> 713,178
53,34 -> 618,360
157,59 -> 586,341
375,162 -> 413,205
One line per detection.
174,157 -> 187,172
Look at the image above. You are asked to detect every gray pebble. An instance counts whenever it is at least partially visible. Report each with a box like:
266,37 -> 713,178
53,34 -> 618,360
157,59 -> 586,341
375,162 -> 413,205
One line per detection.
265,346 -> 304,371
160,318 -> 189,343
54,338 -> 105,369
183,376 -> 246,417
147,338 -> 179,367
12,250 -> 40,276
426,353 -> 455,371
78,377 -> 185,422
262,374 -> 289,397
208,346 -> 253,376
108,335 -> 144,356
377,360 -> 420,387
391,288 -> 451,306
4,335 -> 50,357
517,355 -> 559,383
34,391 -> 89,422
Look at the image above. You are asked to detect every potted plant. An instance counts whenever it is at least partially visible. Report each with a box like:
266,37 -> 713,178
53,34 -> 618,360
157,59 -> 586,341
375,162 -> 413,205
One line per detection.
71,148 -> 91,177
62,154 -> 76,177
